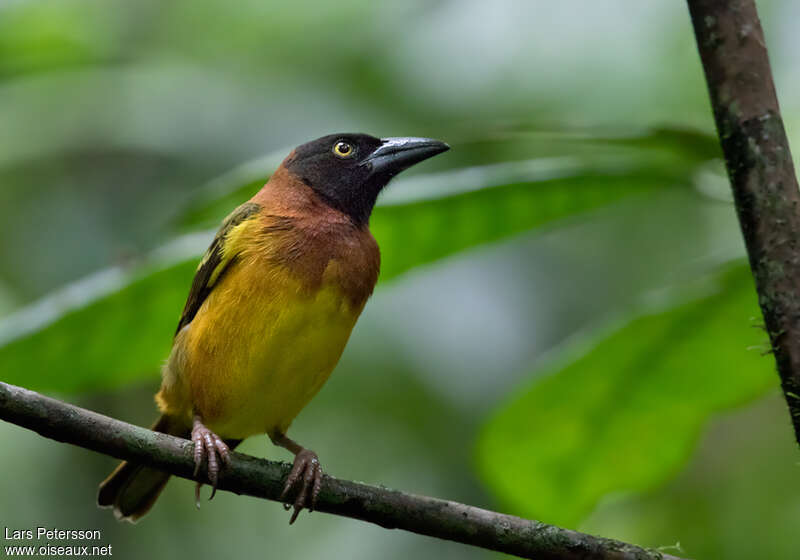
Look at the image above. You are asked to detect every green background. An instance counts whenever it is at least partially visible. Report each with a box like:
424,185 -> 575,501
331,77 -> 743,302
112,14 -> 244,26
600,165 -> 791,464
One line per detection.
1,1 -> 799,559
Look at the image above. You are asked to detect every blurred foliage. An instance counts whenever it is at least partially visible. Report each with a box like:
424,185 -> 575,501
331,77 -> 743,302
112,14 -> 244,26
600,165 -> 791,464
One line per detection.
582,392 -> 800,559
477,264 -> 776,528
1,1 -> 800,560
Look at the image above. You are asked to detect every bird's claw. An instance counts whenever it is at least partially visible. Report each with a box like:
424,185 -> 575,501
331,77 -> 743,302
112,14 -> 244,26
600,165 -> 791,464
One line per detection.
280,449 -> 323,524
191,418 -> 231,507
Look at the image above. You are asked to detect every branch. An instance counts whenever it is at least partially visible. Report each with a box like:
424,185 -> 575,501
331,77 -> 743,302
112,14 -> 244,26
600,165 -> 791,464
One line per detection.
688,0 -> 800,444
0,381 -> 684,560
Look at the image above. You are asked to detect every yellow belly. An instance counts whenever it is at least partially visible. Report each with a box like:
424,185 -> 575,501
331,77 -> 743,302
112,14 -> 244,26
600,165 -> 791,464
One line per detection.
156,259 -> 362,439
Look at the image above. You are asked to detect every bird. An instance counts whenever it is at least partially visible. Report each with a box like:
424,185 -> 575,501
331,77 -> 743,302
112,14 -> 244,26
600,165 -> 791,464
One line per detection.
97,133 -> 449,523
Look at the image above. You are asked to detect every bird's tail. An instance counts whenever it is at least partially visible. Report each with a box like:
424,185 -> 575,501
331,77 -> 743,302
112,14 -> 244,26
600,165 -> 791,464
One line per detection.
97,414 -> 188,522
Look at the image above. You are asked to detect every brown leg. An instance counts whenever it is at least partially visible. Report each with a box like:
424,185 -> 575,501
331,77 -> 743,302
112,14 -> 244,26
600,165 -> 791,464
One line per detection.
192,414 -> 231,505
270,432 -> 323,524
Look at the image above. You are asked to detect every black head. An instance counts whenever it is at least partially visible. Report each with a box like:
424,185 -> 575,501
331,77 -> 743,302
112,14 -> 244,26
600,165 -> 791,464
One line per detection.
284,133 -> 449,225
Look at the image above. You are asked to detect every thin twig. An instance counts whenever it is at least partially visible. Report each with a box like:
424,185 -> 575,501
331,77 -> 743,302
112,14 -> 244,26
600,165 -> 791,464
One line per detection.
688,0 -> 800,444
0,382 -> 684,560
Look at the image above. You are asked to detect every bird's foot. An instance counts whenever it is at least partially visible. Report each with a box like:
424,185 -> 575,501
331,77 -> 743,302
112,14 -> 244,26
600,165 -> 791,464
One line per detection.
191,416 -> 231,506
280,449 -> 323,524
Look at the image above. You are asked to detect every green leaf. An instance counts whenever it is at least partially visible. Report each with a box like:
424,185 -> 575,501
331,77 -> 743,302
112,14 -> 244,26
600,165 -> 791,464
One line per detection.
374,171 -> 665,282
0,130 -> 716,392
475,264 -> 777,529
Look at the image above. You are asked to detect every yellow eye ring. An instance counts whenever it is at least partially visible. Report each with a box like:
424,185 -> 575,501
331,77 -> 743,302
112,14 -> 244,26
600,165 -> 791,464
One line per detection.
333,141 -> 354,158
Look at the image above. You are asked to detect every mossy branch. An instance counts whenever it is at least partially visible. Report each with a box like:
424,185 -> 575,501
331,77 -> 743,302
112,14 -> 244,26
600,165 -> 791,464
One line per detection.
0,381 -> 683,560
688,0 -> 800,444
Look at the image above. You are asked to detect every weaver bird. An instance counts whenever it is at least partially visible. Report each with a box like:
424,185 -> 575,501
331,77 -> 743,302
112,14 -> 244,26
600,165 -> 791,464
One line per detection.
98,134 -> 449,523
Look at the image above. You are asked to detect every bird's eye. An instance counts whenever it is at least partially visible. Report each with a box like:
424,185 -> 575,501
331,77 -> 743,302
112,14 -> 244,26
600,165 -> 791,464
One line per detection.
333,141 -> 355,158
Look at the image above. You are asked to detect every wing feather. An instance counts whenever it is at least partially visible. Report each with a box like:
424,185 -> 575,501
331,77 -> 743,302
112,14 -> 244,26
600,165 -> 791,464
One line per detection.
174,202 -> 262,335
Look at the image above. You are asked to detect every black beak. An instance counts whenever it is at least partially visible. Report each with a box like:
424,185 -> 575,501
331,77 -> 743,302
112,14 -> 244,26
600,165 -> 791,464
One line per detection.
363,137 -> 450,176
